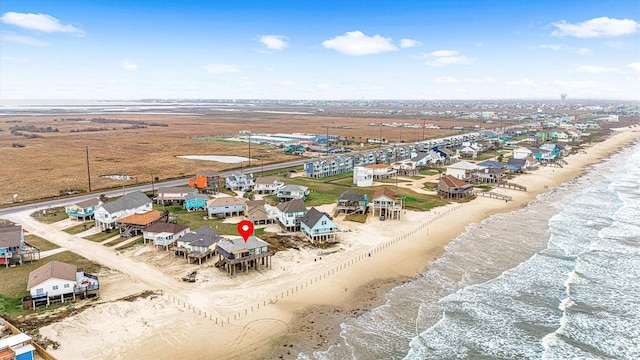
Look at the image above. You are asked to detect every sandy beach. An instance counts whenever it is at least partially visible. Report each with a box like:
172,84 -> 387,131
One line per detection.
7,127 -> 637,360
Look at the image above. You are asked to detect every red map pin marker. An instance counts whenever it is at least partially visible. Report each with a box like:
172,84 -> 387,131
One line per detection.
237,220 -> 254,243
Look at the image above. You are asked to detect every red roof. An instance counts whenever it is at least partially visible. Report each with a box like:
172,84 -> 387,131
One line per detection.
372,187 -> 399,200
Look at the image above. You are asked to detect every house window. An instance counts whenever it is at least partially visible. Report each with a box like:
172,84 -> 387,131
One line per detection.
53,285 -> 59,290
322,220 -> 327,225
36,288 -> 44,295
64,283 -> 70,288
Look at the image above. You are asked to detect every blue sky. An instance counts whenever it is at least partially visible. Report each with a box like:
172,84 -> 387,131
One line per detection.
1,0 -> 639,100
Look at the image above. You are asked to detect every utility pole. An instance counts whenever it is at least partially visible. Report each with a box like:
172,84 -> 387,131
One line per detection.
248,131 -> 251,167
86,146 -> 92,192
379,123 -> 383,148
326,126 -> 329,157
151,173 -> 155,197
422,118 -> 426,142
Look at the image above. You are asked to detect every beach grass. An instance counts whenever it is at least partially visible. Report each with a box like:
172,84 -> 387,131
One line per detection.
103,236 -> 136,247
0,251 -> 102,316
24,234 -> 60,251
115,237 -> 145,251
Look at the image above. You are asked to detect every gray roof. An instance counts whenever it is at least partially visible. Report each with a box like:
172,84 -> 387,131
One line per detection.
74,198 -> 101,208
278,184 -> 308,193
411,152 -> 430,162
477,160 -> 504,169
217,236 -> 269,254
101,191 -> 151,213
184,193 -> 209,201
338,190 -> 366,202
0,224 -> 22,248
255,176 -> 278,185
300,207 -> 330,228
276,198 -> 307,213
178,226 -> 220,244
507,158 -> 526,167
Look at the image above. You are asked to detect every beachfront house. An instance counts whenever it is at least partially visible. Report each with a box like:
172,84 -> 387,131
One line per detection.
276,184 -> 309,202
188,170 -> 224,194
115,210 -> 164,238
216,236 -> 271,276
0,225 -> 39,268
275,199 -> 307,232
300,207 -> 341,244
225,172 -> 254,191
253,177 -> 283,194
371,187 -> 403,220
476,167 -> 507,183
0,333 -> 35,360
336,190 -> 368,214
206,197 -> 247,218
183,193 -> 210,212
445,161 -> 481,180
512,147 -> 533,160
171,226 -> 222,264
155,186 -> 196,204
438,175 -> 473,199
94,191 -> 152,231
142,222 -> 190,250
507,158 -> 527,172
65,198 -> 101,221
26,260 -> 99,308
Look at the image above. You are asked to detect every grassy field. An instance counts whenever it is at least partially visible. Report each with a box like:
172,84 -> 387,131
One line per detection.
24,234 -> 60,251
103,236 -> 138,247
0,251 -> 102,316
84,229 -> 119,242
0,110 -> 473,204
63,221 -> 94,234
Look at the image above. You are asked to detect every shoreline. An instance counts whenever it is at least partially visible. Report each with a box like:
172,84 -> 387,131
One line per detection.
254,127 -> 640,360
10,127 -> 639,360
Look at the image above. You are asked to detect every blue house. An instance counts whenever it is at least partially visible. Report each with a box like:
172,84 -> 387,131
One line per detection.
1,224 -> 28,267
300,207 -> 341,243
183,193 -> 210,212
65,198 -> 101,221
0,332 -> 35,360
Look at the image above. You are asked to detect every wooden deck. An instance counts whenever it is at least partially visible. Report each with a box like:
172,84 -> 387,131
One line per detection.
472,189 -> 512,201
494,181 -> 527,191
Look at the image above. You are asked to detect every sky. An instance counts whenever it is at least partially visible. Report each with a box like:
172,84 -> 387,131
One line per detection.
1,0 -> 639,101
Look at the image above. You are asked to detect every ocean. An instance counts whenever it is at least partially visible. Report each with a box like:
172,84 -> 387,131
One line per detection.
301,140 -> 640,360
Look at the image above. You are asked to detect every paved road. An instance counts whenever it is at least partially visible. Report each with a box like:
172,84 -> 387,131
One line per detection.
0,157 -> 311,217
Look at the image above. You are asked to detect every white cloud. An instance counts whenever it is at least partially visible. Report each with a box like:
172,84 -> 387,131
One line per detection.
0,33 -> 47,46
1,12 -> 84,35
576,65 -> 617,73
434,76 -> 459,83
551,17 -> 639,38
399,38 -> 422,48
120,58 -> 138,71
575,48 -> 591,55
537,44 -> 565,51
202,63 -> 241,74
322,31 -> 397,56
465,76 -> 496,84
259,35 -> 289,50
425,49 -> 472,67
627,62 -> 640,72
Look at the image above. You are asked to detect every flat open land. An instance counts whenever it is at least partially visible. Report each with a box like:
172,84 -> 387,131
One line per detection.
0,107 -> 471,203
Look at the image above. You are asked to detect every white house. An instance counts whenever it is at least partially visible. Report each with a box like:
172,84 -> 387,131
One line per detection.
206,197 -> 247,218
142,222 -> 190,250
155,186 -> 195,204
94,191 -> 152,231
253,177 -> 283,194
27,260 -> 99,308
275,199 -> 307,232
512,147 -> 533,160
0,333 -> 35,360
276,184 -> 310,202
353,166 -> 373,187
445,161 -> 481,180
